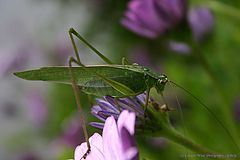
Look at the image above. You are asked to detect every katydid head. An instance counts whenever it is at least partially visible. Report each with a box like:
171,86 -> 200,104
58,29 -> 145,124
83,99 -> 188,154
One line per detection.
155,74 -> 168,94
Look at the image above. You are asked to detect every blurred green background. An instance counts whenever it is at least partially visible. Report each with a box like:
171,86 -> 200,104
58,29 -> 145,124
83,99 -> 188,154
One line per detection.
0,0 -> 240,159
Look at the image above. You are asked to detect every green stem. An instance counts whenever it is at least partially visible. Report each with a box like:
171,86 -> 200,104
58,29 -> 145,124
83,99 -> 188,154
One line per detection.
163,126 -> 215,155
192,43 -> 240,151
146,107 -> 219,156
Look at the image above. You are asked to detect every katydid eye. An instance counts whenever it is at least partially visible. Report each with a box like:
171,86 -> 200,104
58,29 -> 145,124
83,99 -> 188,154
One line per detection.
158,79 -> 163,84
158,78 -> 167,85
160,80 -> 166,84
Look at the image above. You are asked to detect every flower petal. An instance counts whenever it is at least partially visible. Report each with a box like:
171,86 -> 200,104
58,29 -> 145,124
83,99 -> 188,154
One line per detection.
103,116 -> 122,160
91,105 -> 106,122
188,7 -> 214,42
89,122 -> 104,129
121,18 -> 158,38
168,41 -> 191,54
74,133 -> 104,160
98,111 -> 119,120
96,99 -> 119,113
121,0 -> 186,38
136,94 -> 146,106
117,111 -> 138,159
117,110 -> 136,135
120,127 -> 138,160
124,147 -> 138,160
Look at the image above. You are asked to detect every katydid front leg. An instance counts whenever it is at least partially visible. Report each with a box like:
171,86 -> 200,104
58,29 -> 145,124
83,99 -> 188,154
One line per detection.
144,87 -> 151,116
114,97 -> 121,112
160,93 -> 171,112
122,57 -> 130,65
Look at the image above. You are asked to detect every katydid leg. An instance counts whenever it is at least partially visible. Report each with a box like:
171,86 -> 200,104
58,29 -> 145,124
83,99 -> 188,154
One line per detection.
68,57 -> 91,159
144,88 -> 151,115
69,28 -> 137,97
69,29 -> 91,158
122,57 -> 130,65
114,97 -> 122,112
160,93 -> 170,111
69,28 -> 113,64
87,94 -> 94,109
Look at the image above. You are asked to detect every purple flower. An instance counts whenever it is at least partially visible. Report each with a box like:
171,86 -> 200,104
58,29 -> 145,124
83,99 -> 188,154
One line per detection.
60,117 -> 85,148
26,90 -> 48,127
18,151 -> 40,160
61,117 -> 86,148
168,41 -> 191,54
90,94 -> 146,129
51,39 -> 73,65
121,0 -> 187,38
0,47 -> 29,77
188,7 -> 214,42
74,110 -> 138,160
129,47 -> 153,67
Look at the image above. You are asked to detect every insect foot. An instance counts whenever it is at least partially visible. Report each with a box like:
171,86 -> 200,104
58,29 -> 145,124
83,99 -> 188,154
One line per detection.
160,104 -> 170,112
80,148 -> 91,160
160,104 -> 176,113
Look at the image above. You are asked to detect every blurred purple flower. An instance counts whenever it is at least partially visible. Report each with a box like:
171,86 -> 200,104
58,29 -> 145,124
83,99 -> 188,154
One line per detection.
26,91 -> 48,127
0,43 -> 46,78
75,110 -> 138,160
18,151 -> 40,160
129,47 -> 152,67
129,46 -> 163,72
188,7 -> 214,42
51,39 -> 72,65
121,0 -> 187,38
61,117 -> 85,148
168,41 -> 191,54
0,47 -> 29,77
234,98 -> 240,122
90,94 -> 145,129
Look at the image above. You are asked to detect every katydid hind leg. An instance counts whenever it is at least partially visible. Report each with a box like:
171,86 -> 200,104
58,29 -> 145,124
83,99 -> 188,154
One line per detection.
69,28 -> 137,97
68,29 -> 137,157
69,28 -> 113,64
68,29 -> 91,157
68,57 -> 91,158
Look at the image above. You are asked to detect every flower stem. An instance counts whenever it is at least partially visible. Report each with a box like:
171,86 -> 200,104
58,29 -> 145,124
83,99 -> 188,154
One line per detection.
146,107 -> 218,155
163,126 -> 215,154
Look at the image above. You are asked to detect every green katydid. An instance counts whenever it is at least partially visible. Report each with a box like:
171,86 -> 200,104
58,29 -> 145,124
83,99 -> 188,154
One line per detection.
14,28 -> 239,157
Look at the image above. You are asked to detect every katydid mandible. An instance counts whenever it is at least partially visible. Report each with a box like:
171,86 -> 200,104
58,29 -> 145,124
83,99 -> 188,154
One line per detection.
14,28 -> 240,157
